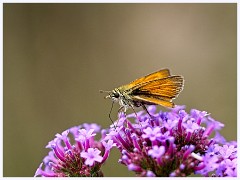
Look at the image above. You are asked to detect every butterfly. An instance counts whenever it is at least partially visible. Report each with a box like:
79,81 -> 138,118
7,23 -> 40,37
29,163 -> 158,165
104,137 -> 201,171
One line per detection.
100,69 -> 184,121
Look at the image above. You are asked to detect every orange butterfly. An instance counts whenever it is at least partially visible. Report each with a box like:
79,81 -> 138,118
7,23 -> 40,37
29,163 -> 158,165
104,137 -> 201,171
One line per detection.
100,69 -> 184,118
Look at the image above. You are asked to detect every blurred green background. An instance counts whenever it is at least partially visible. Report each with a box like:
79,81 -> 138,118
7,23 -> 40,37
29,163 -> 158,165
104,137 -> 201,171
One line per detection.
4,3 -> 236,177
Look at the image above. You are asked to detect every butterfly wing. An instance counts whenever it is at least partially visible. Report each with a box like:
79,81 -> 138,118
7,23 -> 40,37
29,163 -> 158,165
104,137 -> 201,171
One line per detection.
121,69 -> 171,90
132,95 -> 175,107
131,76 -> 184,108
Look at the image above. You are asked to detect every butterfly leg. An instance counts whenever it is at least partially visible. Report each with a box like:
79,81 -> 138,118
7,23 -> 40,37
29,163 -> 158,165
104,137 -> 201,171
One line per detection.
141,104 -> 153,118
108,101 -> 117,129
141,104 -> 156,126
113,106 -> 125,128
130,106 -> 142,130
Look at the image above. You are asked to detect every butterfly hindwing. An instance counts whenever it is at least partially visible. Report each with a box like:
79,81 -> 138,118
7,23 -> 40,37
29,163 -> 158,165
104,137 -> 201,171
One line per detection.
132,95 -> 175,108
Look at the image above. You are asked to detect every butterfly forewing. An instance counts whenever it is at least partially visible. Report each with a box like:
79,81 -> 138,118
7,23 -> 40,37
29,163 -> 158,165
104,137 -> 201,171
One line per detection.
121,69 -> 171,90
137,76 -> 184,98
131,76 -> 184,107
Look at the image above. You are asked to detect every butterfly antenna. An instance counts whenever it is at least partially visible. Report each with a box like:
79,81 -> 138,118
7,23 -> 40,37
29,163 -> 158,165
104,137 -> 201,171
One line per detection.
99,90 -> 111,93
109,101 -> 116,129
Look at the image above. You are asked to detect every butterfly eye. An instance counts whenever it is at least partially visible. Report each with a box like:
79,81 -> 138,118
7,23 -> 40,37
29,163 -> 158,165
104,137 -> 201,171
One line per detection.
112,92 -> 119,98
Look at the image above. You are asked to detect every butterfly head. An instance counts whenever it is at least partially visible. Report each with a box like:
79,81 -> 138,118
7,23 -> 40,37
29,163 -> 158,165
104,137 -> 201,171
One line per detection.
100,89 -> 121,102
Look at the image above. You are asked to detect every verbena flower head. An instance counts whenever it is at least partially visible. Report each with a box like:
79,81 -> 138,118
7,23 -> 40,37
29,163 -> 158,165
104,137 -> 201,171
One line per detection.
106,105 -> 237,177
35,123 -> 115,177
35,105 -> 237,177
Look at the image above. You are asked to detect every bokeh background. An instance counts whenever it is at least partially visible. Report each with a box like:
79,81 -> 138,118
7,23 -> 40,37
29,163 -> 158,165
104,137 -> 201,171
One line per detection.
4,3 -> 236,177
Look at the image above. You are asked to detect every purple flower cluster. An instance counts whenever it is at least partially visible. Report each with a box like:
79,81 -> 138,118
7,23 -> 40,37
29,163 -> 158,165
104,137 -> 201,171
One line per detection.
35,123 -> 115,177
104,105 -> 237,177
194,142 -> 237,177
35,105 -> 237,177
